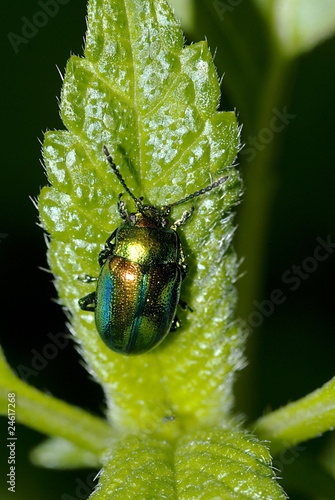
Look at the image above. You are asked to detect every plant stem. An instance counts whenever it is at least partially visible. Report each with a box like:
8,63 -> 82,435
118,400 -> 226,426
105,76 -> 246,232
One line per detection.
253,377 -> 335,455
3,377 -> 113,455
236,51 -> 292,321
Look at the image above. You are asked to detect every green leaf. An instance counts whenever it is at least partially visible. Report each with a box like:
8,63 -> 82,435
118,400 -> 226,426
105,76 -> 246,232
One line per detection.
89,429 -> 286,499
0,346 -> 17,413
0,346 -> 112,455
39,0 -> 243,436
35,0 -> 289,496
30,437 -> 100,469
254,0 -> 335,57
171,0 -> 335,60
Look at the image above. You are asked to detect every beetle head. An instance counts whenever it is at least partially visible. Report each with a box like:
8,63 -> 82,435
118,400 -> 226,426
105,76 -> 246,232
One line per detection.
129,204 -> 170,228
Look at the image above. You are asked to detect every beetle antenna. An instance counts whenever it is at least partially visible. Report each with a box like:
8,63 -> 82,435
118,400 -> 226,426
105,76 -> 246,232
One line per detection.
103,146 -> 142,207
166,175 -> 229,208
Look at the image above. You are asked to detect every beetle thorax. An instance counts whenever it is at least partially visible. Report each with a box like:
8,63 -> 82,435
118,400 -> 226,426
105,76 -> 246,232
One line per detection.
129,206 -> 169,228
114,223 -> 178,266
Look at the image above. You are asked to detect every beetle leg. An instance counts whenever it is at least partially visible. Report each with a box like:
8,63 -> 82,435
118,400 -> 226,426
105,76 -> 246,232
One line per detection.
177,242 -> 188,280
104,228 -> 117,248
99,229 -> 117,266
117,193 -> 128,220
171,206 -> 195,230
170,315 -> 181,331
170,299 -> 193,332
178,298 -> 193,312
181,263 -> 188,280
79,292 -> 96,311
77,274 -> 98,283
98,248 -> 113,267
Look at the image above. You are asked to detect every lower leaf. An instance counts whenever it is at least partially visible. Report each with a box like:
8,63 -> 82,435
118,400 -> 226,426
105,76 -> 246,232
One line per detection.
89,428 -> 286,499
30,437 -> 100,469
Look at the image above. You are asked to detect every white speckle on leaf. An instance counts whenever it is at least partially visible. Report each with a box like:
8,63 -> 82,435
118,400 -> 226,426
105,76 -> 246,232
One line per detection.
74,239 -> 97,252
87,122 -> 103,140
52,165 -> 66,183
49,207 -> 65,231
45,145 -> 57,159
66,150 -> 76,167
196,60 -> 208,77
202,199 -> 214,210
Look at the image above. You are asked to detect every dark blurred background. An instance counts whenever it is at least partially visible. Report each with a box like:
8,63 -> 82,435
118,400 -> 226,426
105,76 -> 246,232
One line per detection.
1,1 -> 335,499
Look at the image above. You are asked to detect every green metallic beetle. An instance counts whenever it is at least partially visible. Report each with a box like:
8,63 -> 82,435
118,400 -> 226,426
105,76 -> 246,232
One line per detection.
78,146 -> 228,355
